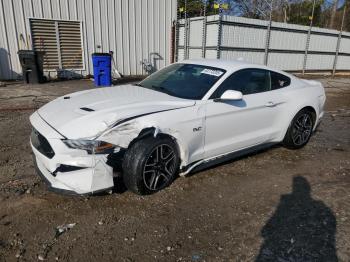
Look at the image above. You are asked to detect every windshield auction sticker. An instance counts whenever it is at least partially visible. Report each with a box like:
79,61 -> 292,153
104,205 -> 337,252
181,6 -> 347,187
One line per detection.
201,69 -> 224,77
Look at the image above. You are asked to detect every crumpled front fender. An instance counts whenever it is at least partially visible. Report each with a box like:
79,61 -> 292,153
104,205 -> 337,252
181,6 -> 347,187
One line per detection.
98,119 -> 189,168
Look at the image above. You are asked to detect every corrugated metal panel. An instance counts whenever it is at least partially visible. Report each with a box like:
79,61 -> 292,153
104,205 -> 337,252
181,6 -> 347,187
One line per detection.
205,24 -> 218,46
312,26 -> 339,35
269,31 -> 306,51
306,54 -> 335,70
339,38 -> 350,53
205,49 -> 218,59
220,50 -> 265,65
309,34 -> 337,53
222,15 -> 267,27
68,0 -> 78,20
1,0 -> 21,78
188,48 -> 202,59
177,48 -> 185,61
51,0 -> 61,19
268,53 -> 304,71
32,0 -> 43,17
0,0 -> 177,80
135,0 -> 142,75
336,55 -> 350,70
0,0 -> 12,79
271,21 -> 308,31
178,14 -> 350,72
178,26 -> 185,46
189,18 -> 204,47
221,25 -> 266,48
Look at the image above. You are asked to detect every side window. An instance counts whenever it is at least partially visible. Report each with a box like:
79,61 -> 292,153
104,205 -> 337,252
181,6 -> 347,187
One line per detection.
270,71 -> 291,90
210,69 -> 271,99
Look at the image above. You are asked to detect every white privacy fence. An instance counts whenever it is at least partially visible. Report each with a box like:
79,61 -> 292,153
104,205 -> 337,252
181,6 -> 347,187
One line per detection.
176,15 -> 350,73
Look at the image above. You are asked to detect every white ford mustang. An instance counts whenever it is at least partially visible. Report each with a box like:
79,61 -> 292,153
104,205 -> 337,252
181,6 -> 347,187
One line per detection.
30,59 -> 326,195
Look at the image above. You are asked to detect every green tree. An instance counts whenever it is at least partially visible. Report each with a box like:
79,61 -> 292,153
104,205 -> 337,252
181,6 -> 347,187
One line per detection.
341,0 -> 350,31
287,0 -> 323,27
177,0 -> 350,31
178,0 -> 219,17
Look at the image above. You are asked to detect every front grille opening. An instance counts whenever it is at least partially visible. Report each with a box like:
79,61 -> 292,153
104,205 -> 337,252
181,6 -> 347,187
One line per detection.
31,128 -> 55,159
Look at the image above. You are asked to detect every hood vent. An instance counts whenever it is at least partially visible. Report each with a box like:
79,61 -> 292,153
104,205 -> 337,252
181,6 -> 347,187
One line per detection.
80,107 -> 95,112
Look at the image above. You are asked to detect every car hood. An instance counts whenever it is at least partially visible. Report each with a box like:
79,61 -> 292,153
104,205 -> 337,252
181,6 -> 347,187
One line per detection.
37,84 -> 195,139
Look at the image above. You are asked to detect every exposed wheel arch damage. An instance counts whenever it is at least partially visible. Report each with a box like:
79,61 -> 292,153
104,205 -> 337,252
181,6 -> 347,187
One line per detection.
99,119 -> 186,170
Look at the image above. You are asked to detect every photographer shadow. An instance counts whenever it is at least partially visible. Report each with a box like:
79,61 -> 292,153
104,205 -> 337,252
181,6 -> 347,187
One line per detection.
256,176 -> 338,261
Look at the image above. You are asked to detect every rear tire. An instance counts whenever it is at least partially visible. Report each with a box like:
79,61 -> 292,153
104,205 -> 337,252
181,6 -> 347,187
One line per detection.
122,136 -> 180,195
283,109 -> 314,149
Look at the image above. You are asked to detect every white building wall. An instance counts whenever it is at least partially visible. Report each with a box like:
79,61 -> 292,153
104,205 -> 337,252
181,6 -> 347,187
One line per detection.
0,0 -> 177,80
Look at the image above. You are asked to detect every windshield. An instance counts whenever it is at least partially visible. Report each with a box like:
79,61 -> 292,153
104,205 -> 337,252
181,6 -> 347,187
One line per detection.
138,63 -> 226,100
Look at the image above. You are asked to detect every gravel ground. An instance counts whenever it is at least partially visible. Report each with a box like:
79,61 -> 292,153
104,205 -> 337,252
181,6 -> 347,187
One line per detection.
0,78 -> 349,262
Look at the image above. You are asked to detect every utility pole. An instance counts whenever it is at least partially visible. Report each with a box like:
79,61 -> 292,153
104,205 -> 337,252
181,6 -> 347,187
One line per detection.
202,0 -> 207,58
217,0 -> 222,59
332,3 -> 346,76
302,0 -> 316,75
264,0 -> 274,65
184,0 -> 188,59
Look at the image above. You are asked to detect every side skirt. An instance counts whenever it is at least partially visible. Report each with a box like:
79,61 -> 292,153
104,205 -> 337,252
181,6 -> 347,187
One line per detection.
180,142 -> 278,176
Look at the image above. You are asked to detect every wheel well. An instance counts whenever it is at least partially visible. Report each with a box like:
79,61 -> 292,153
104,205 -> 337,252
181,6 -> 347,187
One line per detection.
301,106 -> 317,125
284,106 -> 317,139
151,133 -> 182,159
128,128 -> 182,161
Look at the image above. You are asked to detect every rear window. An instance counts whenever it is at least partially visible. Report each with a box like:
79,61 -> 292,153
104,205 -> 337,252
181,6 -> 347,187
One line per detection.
270,71 -> 291,90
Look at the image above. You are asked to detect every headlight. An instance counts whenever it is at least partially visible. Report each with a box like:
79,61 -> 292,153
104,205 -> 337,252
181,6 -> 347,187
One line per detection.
62,139 -> 117,154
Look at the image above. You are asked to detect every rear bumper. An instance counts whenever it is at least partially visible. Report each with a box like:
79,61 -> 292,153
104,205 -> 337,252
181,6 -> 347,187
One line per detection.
30,112 -> 115,195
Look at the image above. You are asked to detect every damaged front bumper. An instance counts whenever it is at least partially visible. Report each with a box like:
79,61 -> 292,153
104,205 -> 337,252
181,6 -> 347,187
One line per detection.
30,112 -> 115,195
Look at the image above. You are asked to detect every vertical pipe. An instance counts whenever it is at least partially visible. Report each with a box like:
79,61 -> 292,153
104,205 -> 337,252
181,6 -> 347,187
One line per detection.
302,0 -> 316,75
184,0 -> 188,59
171,21 -> 175,63
332,4 -> 346,77
186,18 -> 191,59
216,0 -> 222,59
264,0 -> 273,65
174,2 -> 180,62
55,21 -> 62,69
202,0 -> 207,58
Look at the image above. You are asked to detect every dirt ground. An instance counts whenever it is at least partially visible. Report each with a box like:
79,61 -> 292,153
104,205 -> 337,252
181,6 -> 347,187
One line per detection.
0,77 -> 349,262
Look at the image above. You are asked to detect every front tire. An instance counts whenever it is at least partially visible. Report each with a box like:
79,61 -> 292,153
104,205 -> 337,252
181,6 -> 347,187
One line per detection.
122,136 -> 180,195
283,109 -> 314,149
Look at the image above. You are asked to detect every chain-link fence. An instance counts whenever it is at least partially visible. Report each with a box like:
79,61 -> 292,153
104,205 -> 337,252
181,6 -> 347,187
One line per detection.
175,0 -> 350,75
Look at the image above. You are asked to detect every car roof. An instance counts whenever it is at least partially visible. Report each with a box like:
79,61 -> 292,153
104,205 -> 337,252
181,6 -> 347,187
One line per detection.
179,59 -> 268,71
179,59 -> 297,80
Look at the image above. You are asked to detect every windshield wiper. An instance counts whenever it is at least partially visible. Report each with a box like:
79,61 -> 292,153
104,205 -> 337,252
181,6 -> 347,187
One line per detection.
133,83 -> 144,87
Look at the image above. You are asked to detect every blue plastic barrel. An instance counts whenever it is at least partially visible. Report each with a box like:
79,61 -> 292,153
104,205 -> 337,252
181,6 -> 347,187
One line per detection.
92,53 -> 112,86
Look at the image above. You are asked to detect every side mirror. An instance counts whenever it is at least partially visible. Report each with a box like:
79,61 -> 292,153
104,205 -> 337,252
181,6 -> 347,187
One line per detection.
215,90 -> 243,102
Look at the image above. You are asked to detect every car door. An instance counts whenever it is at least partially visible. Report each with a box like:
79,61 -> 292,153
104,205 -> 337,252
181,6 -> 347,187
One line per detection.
204,68 -> 286,158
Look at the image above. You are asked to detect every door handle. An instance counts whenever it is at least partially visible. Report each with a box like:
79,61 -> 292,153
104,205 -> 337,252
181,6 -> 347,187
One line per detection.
265,101 -> 276,107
